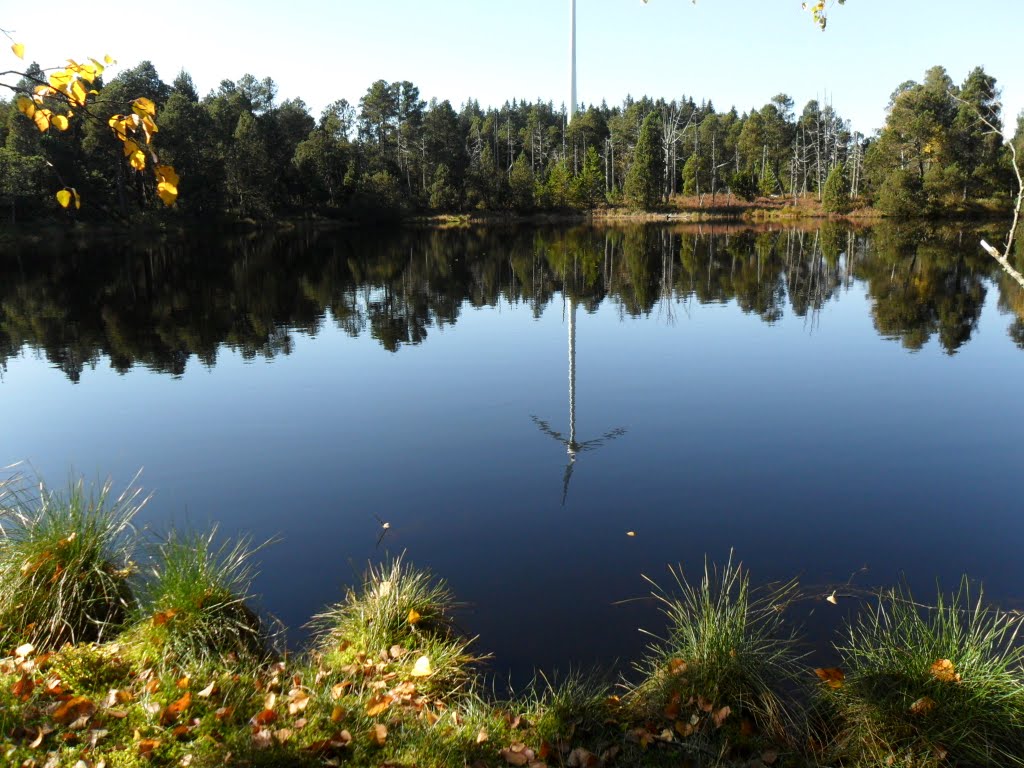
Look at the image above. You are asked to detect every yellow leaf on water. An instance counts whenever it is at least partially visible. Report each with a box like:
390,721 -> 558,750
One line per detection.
12,43 -> 25,59
626,531 -> 636,537
407,609 -> 421,625
410,655 -> 432,677
826,591 -> 838,605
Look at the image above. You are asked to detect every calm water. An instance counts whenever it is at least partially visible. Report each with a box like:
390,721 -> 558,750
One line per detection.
2,222 -> 1024,681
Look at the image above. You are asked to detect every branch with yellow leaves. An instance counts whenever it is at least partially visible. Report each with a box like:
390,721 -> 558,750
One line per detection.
2,34 -> 178,209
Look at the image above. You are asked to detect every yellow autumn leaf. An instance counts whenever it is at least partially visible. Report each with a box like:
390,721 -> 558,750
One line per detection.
12,43 -> 25,59
48,70 -> 72,89
142,115 -> 159,143
51,114 -> 69,131
56,190 -> 72,208
930,659 -> 961,683
69,79 -> 88,107
16,95 -> 35,118
33,109 -> 50,132
104,54 -> 115,65
407,609 -> 421,625
410,656 -> 432,677
157,181 -> 178,207
72,189 -> 81,209
88,57 -> 105,75
132,97 -> 156,117
157,165 -> 180,187
129,150 -> 146,171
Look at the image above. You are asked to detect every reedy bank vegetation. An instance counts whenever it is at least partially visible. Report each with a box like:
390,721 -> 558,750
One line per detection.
0,60 -> 1019,222
2,473 -> 1024,767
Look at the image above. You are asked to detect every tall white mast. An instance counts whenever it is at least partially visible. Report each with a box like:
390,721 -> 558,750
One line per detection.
569,0 -> 577,124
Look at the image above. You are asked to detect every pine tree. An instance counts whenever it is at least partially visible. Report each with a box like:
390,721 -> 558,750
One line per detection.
624,112 -> 664,210
822,163 -> 851,213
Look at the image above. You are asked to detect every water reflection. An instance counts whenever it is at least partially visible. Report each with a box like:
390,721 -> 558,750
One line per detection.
0,222 -> 1021,383
531,296 -> 626,505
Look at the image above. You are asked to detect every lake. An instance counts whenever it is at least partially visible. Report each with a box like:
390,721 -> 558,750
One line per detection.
2,221 -> 1023,683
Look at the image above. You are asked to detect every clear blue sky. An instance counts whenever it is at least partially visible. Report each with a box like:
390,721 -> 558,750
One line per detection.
7,1 -> 1023,136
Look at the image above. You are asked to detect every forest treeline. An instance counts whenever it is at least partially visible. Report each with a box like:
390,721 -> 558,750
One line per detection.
2,223 -> 1022,382
0,62 -> 1020,221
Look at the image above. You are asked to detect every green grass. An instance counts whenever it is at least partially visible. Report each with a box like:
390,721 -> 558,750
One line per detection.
632,553 -> 806,747
823,579 -> 1024,767
309,555 -> 480,698
125,527 -> 271,668
0,472 -> 143,650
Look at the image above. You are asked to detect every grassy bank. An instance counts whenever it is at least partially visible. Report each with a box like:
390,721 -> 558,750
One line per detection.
2,476 -> 1023,768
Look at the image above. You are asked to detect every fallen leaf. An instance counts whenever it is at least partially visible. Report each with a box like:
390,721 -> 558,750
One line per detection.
910,696 -> 936,715
152,609 -> 177,626
331,681 -> 351,699
675,720 -> 695,738
197,682 -> 216,698
12,672 -> 34,701
390,644 -> 407,659
407,609 -> 421,625
214,706 -> 233,721
370,723 -> 388,746
366,694 -> 393,716
53,696 -> 96,725
331,706 -> 345,723
668,658 -> 688,675
697,695 -> 714,713
761,749 -> 779,765
287,689 -> 310,715
137,738 -> 160,757
713,705 -> 732,728
930,659 -> 961,683
161,692 -> 191,725
274,728 -> 293,744
626,531 -> 636,537
250,708 -> 277,727
815,667 -> 845,689
567,746 -> 599,767
476,728 -> 489,744
410,655 -> 433,677
16,643 -> 35,658
251,728 -> 273,750
826,591 -> 838,605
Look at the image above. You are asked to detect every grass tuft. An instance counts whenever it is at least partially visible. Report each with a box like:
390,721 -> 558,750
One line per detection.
824,579 -> 1024,767
632,553 -> 805,743
0,472 -> 142,650
128,527 -> 271,667
311,555 -> 480,697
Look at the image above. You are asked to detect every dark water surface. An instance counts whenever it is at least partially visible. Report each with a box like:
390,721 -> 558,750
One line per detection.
3,222 -> 1024,682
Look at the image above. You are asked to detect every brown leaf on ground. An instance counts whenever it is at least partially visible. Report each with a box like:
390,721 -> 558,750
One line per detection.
137,737 -> 161,757
567,747 -> 600,767
713,705 -> 732,728
52,696 -> 96,725
668,658 -> 688,675
306,730 -> 352,753
930,659 -> 961,683
287,689 -> 310,715
910,696 -> 936,715
252,728 -> 273,750
815,668 -> 845,689
366,693 -> 393,716
476,728 -> 489,744
12,672 -> 35,701
160,692 -> 191,726
370,723 -> 388,746
250,708 -> 277,727
331,681 -> 351,699
152,609 -> 177,626
197,682 -> 216,698
697,695 -> 714,713
331,706 -> 345,723
675,720 -> 695,738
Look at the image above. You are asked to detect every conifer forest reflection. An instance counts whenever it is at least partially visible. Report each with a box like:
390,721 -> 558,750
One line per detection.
2,222 -> 1023,679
